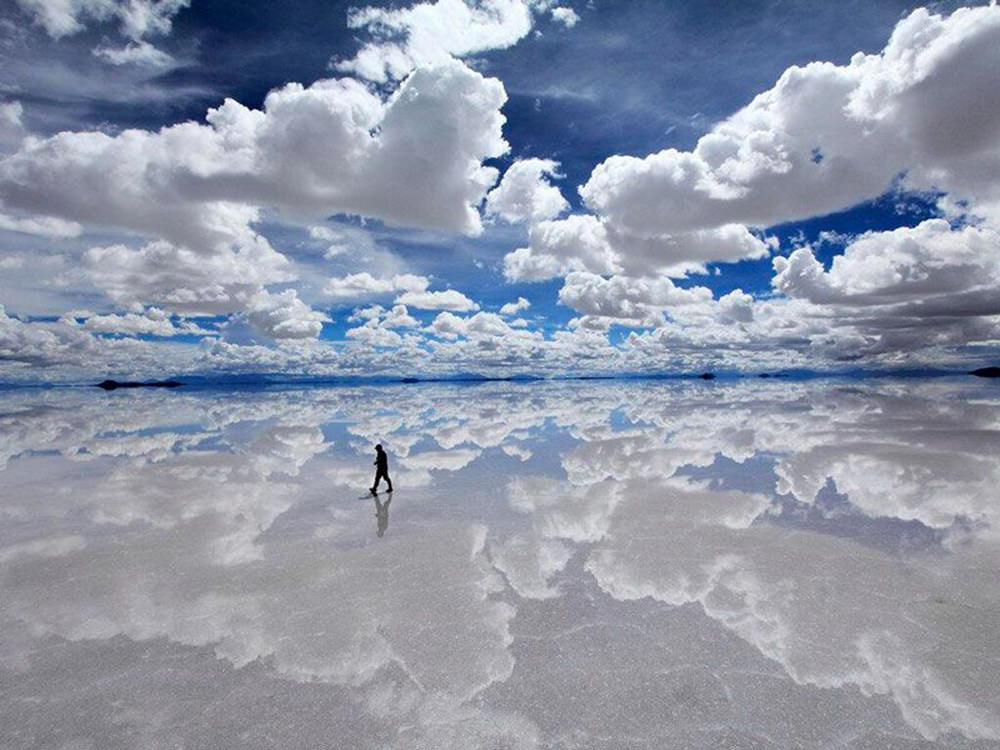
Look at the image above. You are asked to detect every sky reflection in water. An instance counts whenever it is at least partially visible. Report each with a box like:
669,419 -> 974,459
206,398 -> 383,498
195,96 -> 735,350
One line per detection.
1,379 -> 999,749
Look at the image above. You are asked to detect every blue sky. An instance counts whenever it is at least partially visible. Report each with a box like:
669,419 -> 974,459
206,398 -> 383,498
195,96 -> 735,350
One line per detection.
1,0 -> 999,380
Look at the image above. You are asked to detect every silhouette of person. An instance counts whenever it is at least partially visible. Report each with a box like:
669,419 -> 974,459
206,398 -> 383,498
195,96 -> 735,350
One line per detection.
373,494 -> 391,537
370,443 -> 393,494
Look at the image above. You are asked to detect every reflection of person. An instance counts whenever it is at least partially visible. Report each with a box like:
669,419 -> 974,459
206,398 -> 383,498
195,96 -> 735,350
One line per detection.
374,494 -> 391,537
370,443 -> 393,494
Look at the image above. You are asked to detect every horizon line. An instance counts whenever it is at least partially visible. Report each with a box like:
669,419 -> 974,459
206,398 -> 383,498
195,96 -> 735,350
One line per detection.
2,366 -> 998,389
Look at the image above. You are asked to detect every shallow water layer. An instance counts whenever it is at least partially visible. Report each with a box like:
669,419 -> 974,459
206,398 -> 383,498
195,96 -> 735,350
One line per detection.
1,378 -> 999,749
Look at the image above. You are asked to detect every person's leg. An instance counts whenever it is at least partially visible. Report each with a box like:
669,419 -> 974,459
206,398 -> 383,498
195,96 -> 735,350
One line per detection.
371,469 -> 381,491
385,472 -> 393,492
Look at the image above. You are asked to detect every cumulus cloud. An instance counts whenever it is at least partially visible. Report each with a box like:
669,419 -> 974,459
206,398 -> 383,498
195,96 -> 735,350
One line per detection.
240,290 -> 329,341
1,304 -> 196,375
350,304 -> 420,329
324,273 -> 430,300
0,59 -> 508,244
79,308 -> 213,337
503,214 -> 769,281
346,321 -> 404,348
83,237 -> 294,315
767,219 -> 1000,357
0,58 -> 507,356
579,6 -> 1000,235
485,158 -> 569,224
336,0 -> 540,83
1,304 -> 97,368
499,297 -> 531,316
5,3 -> 1000,378
395,289 -> 480,312
558,272 -> 712,327
484,4 -> 1000,370
345,304 -> 423,348
503,215 -> 621,281
549,6 -> 579,28
79,237 -> 332,343
430,310 -> 539,342
773,219 -> 1000,308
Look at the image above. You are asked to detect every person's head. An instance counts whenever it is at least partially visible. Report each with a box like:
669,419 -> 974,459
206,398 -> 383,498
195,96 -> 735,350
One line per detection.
375,443 -> 383,452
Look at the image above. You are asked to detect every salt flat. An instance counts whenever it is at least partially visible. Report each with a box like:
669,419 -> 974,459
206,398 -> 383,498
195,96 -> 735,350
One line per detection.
1,378 -> 999,749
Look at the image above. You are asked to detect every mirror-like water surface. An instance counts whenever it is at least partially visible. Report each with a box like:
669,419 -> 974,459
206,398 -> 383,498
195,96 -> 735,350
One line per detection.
2,379 -> 999,749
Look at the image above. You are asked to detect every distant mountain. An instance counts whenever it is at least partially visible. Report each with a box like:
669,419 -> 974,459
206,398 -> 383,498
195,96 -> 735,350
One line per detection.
970,367 -> 1000,378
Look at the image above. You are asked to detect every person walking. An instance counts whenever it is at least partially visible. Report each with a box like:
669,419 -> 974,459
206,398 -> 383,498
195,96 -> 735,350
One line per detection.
371,443 -> 393,494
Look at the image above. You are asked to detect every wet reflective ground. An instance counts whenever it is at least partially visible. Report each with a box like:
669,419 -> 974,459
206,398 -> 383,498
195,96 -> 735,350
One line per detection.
2,378 -> 1000,749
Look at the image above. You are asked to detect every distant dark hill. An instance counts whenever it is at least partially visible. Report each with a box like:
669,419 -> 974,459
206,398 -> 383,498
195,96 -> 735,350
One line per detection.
698,372 -> 716,380
95,379 -> 183,390
971,367 -> 1000,378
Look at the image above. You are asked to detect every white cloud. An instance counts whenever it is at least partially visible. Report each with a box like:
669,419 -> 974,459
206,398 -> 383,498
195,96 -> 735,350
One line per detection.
503,214 -> 621,281
79,308 -> 213,337
15,0 -> 189,40
240,289 -> 329,341
0,212 -> 81,238
0,102 -> 25,155
579,6 -> 1000,237
346,321 -> 404,348
396,289 -> 480,312
0,59 -> 509,244
324,273 -> 430,300
716,289 -> 754,324
350,304 -> 420,329
430,311 -> 469,340
491,534 -> 571,599
344,303 -> 421,349
399,447 -> 482,472
549,6 -> 579,28
488,4 -> 1000,367
503,214 -> 769,281
764,220 -> 1000,358
92,40 -> 174,68
485,158 -> 569,224
5,3 -> 1000,378
336,0 -> 540,83
499,297 -> 531,316
308,225 -> 337,242
430,310 -> 535,340
1,304 -> 97,368
773,219 -> 1000,307
1,303 -> 197,375
0,57 -> 508,352
307,223 -> 393,261
558,271 -> 712,327
83,238 -> 294,315
382,305 -> 420,328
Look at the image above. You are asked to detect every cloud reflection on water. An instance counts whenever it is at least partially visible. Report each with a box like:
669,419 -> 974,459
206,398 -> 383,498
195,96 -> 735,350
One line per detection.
1,379 -> 999,748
